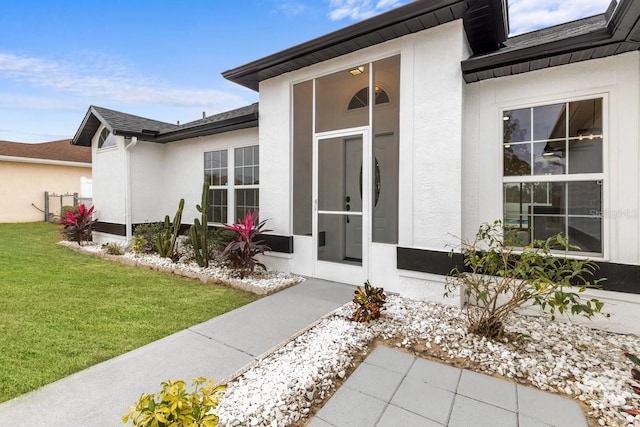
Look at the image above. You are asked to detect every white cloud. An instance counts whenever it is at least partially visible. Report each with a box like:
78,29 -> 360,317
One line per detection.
327,0 -> 409,21
508,0 -> 611,35
275,0 -> 306,17
0,51 -> 248,111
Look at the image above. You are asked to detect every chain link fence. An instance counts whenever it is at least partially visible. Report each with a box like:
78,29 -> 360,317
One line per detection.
43,192 -> 92,222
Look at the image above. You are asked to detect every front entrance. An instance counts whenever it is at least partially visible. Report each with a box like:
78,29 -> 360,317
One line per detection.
313,129 -> 369,284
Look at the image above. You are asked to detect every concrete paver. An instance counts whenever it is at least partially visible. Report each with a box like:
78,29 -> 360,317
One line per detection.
310,345 -> 590,427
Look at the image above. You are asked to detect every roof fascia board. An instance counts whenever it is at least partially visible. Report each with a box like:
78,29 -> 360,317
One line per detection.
0,155 -> 91,168
222,0 -> 466,88
461,26 -> 612,74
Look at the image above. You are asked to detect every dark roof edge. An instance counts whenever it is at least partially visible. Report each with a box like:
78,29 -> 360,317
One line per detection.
222,0 -> 468,89
153,109 -> 259,143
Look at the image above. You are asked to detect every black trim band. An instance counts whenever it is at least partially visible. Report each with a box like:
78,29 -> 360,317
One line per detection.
262,234 -> 294,254
93,222 -> 126,236
397,246 -> 640,295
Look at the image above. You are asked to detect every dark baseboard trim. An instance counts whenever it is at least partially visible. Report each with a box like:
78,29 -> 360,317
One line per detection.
397,247 -> 640,295
95,223 -> 294,254
262,234 -> 294,254
93,222 -> 126,236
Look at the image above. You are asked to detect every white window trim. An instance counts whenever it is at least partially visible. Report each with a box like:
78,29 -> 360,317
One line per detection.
499,93 -> 609,260
205,144 -> 259,226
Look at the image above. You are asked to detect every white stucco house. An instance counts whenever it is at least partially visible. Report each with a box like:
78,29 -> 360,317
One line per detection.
72,0 -> 640,313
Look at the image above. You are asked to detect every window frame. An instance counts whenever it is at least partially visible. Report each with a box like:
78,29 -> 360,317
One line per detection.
97,127 -> 116,150
500,94 -> 607,259
204,144 -> 259,226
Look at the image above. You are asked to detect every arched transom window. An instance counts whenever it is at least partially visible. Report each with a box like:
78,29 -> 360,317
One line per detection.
347,86 -> 390,110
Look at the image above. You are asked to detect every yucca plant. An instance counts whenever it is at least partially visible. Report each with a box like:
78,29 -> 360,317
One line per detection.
351,281 -> 387,322
624,352 -> 640,416
122,377 -> 225,427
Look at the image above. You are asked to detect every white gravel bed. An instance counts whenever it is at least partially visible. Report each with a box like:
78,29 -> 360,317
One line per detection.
215,296 -> 640,427
58,241 -> 303,295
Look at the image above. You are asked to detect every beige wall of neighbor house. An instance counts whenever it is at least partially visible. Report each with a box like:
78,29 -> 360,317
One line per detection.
0,159 -> 92,223
0,140 -> 92,223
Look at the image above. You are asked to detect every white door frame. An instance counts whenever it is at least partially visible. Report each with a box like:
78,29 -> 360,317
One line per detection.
313,126 -> 370,285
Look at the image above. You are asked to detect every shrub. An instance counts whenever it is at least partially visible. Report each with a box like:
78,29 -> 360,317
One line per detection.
445,220 -> 608,339
184,227 -> 236,262
133,223 -> 164,254
122,377 -> 225,427
60,203 -> 96,246
102,242 -> 124,255
351,281 -> 387,322
157,199 -> 184,258
623,352 -> 640,416
222,211 -> 270,278
131,236 -> 147,256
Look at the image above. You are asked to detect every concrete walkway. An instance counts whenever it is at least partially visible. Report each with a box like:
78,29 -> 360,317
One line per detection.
310,345 -> 588,427
0,279 -> 354,427
0,278 -> 590,427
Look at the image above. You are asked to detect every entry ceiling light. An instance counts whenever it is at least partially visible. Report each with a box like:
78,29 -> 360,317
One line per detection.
349,66 -> 365,75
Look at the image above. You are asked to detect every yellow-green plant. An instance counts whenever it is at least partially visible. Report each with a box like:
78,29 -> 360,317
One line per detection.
131,236 -> 147,255
102,242 -> 124,255
445,220 -> 608,339
351,281 -> 387,322
122,377 -> 225,427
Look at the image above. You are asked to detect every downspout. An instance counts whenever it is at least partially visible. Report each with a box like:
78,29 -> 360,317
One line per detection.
125,136 -> 138,242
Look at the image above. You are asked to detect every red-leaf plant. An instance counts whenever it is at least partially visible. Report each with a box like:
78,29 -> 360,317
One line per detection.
61,204 -> 96,246
222,211 -> 271,278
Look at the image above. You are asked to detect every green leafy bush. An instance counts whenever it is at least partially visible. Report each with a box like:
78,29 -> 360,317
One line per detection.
60,205 -> 76,222
122,377 -> 225,427
133,223 -> 164,254
60,203 -> 96,246
102,242 -> 124,255
624,352 -> 640,416
445,220 -> 608,339
351,281 -> 387,322
131,236 -> 147,255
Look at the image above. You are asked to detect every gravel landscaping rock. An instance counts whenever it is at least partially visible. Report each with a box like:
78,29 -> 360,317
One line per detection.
215,297 -> 640,427
59,241 -> 303,295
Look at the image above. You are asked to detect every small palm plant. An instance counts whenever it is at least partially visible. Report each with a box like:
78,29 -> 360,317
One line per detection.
222,210 -> 271,278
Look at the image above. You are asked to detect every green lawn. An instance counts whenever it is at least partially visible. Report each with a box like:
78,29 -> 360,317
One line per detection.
0,222 -> 258,403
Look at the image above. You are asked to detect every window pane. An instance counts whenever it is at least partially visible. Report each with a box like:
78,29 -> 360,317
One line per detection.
568,181 -> 601,215
244,146 -> 253,165
569,98 -> 602,138
533,141 -> 565,175
504,143 -> 531,176
533,103 -> 566,140
568,138 -> 602,174
236,189 -> 259,222
293,81 -> 313,236
532,216 -> 565,241
504,182 -> 531,220
503,108 -> 530,143
208,189 -> 227,224
235,167 -> 243,185
253,166 -> 259,184
316,65 -> 369,132
244,167 -> 253,185
568,217 -> 601,253
234,147 -> 243,166
532,182 -> 565,215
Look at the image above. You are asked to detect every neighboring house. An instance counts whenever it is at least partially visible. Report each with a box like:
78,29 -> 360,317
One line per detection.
72,0 -> 640,304
0,140 -> 92,223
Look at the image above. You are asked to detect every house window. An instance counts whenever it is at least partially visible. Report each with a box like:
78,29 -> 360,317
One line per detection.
502,98 -> 603,254
204,145 -> 259,224
97,127 -> 115,149
205,150 -> 228,224
235,145 -> 259,220
347,86 -> 390,110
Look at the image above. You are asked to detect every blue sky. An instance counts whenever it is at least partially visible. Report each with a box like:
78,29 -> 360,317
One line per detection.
0,0 -> 611,143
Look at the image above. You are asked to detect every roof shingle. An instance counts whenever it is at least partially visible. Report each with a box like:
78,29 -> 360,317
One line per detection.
0,139 -> 91,164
